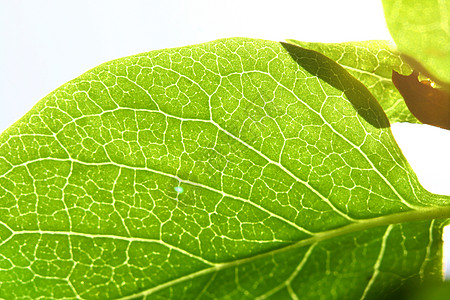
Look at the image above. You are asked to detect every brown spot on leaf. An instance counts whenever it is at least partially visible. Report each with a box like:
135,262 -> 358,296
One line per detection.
392,70 -> 450,130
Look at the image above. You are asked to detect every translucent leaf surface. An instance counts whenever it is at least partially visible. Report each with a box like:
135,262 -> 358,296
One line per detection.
0,38 -> 449,299
382,0 -> 450,85
286,39 -> 418,124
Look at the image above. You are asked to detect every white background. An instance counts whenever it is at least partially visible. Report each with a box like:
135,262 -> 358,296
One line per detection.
1,0 -> 449,272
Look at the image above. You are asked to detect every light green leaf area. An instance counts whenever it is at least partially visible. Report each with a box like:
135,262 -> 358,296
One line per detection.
0,38 -> 449,299
382,0 -> 450,85
286,39 -> 418,124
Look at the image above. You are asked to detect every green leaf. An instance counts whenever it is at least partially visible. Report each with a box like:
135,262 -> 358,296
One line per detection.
382,0 -> 450,85
0,38 -> 449,299
286,39 -> 418,124
393,281 -> 450,300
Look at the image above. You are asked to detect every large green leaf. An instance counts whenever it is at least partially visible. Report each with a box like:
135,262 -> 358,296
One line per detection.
0,38 -> 449,299
286,39 -> 418,124
382,0 -> 450,85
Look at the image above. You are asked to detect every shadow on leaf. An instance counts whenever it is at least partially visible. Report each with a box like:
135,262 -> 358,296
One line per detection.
281,42 -> 390,129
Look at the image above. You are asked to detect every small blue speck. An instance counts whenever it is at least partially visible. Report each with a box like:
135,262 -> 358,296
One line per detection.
174,186 -> 184,193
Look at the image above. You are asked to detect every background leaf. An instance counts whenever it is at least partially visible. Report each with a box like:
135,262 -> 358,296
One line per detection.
286,39 -> 418,124
0,38 -> 449,299
382,0 -> 450,85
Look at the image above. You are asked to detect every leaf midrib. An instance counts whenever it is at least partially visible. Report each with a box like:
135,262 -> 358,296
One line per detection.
44,205 -> 449,300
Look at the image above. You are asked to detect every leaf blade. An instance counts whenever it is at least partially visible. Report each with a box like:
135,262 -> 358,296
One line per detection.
0,38 -> 449,299
382,0 -> 450,85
